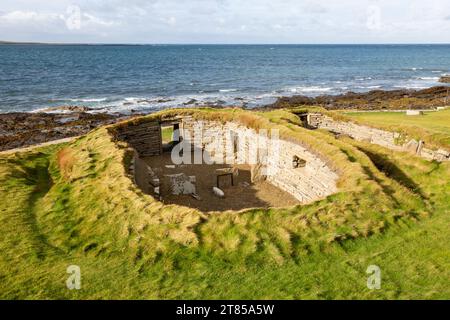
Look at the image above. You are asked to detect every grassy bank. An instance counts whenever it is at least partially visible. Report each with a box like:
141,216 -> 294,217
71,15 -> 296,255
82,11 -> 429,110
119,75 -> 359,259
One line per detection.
0,108 -> 449,299
344,109 -> 450,148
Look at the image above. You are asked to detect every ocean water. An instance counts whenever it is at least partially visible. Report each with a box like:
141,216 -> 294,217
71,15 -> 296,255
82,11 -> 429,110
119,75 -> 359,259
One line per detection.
0,44 -> 449,113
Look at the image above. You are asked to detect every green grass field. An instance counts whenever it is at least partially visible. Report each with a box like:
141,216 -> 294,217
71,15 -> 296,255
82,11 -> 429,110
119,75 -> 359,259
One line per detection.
344,109 -> 450,148
161,126 -> 174,143
0,108 -> 449,299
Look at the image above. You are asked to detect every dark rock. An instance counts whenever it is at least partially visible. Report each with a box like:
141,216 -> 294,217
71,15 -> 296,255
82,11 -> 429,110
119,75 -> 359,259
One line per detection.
183,99 -> 197,105
213,100 -> 226,106
0,110 -> 132,151
156,98 -> 174,103
41,105 -> 92,112
266,86 -> 450,110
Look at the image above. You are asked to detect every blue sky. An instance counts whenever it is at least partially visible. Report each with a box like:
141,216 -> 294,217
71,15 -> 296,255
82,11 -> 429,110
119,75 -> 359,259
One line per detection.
0,0 -> 449,43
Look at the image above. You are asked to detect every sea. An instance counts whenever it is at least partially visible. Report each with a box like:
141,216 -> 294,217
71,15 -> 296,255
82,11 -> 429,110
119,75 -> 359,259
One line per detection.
0,44 -> 449,114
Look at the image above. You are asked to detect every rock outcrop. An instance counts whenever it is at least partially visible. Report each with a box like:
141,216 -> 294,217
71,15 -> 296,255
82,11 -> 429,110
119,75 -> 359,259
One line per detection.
0,111 -> 128,151
267,86 -> 450,110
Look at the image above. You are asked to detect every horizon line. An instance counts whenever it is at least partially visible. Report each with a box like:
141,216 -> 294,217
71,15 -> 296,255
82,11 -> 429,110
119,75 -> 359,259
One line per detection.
1,40 -> 450,46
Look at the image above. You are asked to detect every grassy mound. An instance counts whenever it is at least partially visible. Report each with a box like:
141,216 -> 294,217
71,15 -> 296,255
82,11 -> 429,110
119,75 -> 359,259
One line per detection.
292,106 -> 450,150
344,109 -> 450,149
0,108 -> 449,299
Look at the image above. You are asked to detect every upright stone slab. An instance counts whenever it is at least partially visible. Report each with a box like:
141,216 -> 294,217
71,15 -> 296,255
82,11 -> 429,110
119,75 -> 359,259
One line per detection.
165,173 -> 196,195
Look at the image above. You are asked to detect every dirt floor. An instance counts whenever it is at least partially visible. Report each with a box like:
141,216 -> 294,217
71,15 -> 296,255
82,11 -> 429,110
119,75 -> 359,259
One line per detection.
144,152 -> 299,212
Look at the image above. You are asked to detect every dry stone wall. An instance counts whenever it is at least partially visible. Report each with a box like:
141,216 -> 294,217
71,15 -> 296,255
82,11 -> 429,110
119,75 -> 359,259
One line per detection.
307,113 -> 450,161
308,113 -> 402,150
182,118 -> 339,203
131,151 -> 161,197
116,121 -> 162,157
131,154 -> 150,193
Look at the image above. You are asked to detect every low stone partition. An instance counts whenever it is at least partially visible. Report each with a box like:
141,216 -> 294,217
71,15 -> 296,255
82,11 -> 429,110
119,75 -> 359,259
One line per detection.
306,113 -> 450,162
131,154 -> 150,193
115,121 -> 162,157
130,151 -> 161,197
181,118 -> 339,203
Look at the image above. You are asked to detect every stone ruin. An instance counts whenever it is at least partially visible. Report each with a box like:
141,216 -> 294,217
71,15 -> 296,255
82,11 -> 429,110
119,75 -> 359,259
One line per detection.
303,112 -> 450,162
118,115 -> 340,210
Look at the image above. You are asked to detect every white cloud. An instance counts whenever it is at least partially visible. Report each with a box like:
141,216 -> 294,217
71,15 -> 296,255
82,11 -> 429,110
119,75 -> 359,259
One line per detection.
0,10 -> 63,24
82,13 -> 117,27
0,0 -> 449,43
166,16 -> 177,27
0,7 -> 119,39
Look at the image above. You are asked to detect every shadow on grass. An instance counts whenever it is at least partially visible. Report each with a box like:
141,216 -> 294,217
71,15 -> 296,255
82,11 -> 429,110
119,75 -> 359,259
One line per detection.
357,147 -> 428,200
8,153 -> 65,258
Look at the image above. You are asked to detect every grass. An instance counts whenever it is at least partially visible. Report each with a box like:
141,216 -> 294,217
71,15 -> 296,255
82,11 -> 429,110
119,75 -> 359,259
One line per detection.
0,108 -> 449,299
343,109 -> 450,149
345,110 -> 450,133
161,126 -> 174,143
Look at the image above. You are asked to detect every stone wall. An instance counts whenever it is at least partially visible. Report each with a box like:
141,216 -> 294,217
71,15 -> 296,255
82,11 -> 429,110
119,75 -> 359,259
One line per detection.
131,151 -> 161,197
131,153 -> 150,193
181,118 -> 339,203
116,121 -> 162,157
307,113 -> 450,162
265,139 -> 339,203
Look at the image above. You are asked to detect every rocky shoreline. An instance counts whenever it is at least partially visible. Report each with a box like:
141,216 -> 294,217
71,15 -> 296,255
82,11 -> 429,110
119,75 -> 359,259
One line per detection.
439,76 -> 450,83
267,86 -> 450,110
1,86 -> 450,152
0,108 -> 135,152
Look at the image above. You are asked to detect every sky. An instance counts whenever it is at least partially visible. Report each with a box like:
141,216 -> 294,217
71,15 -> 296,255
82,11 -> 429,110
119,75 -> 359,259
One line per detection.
0,0 -> 449,44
